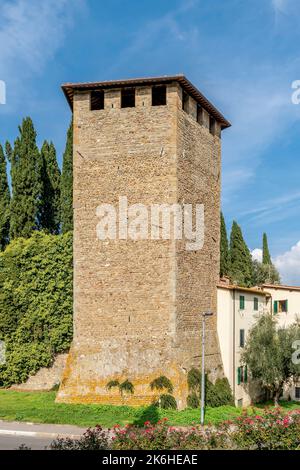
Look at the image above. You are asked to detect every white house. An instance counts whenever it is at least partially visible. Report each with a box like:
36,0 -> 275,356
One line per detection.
217,279 -> 271,407
218,280 -> 300,406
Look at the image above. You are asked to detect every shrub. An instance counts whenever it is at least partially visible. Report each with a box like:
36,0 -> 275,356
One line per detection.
206,378 -> 234,408
50,426 -> 109,450
187,392 -> 200,409
45,408 -> 300,450
0,232 -> 73,387
225,408 -> 300,450
158,394 -> 177,410
187,368 -> 234,408
150,376 -> 173,394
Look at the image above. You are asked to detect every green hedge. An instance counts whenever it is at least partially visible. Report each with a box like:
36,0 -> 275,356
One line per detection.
0,232 -> 73,386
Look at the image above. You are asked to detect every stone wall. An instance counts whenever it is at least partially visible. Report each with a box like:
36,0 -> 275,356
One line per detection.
11,354 -> 68,391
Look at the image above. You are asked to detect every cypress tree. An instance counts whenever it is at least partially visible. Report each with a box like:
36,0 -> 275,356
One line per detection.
230,221 -> 253,287
0,144 -> 10,249
38,141 -> 61,234
61,121 -> 73,233
8,118 -> 40,239
220,212 -> 230,277
262,232 -> 271,265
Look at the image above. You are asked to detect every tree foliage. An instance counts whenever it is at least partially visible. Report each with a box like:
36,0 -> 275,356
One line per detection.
0,144 -> 10,250
7,118 -> 41,239
262,233 -> 271,265
242,314 -> 300,405
229,221 -> 253,287
0,232 -> 73,386
38,141 -> 61,234
61,122 -> 73,233
252,259 -> 281,286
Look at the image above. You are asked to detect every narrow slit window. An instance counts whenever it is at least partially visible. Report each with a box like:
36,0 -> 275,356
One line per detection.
182,90 -> 189,112
152,85 -> 167,106
209,116 -> 216,135
197,104 -> 203,125
90,90 -> 104,110
239,329 -> 245,348
121,88 -> 135,108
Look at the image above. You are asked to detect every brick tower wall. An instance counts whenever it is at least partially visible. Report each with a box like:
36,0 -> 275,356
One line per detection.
56,82 -> 223,408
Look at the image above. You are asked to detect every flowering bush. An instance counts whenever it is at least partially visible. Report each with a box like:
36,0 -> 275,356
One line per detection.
47,407 -> 300,450
112,419 -> 229,450
50,425 -> 109,450
226,408 -> 300,450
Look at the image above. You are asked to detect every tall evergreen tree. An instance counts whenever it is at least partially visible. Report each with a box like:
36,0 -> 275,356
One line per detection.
7,118 -> 41,239
38,141 -> 61,234
0,144 -> 10,249
61,121 -> 73,233
262,232 -> 271,265
220,212 -> 230,278
230,221 -> 253,287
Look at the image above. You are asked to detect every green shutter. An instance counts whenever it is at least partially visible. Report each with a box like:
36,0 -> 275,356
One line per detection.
274,301 -> 278,314
240,296 -> 245,310
254,297 -> 258,311
237,367 -> 241,385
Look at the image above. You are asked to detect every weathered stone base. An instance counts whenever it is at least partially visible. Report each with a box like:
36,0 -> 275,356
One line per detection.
11,354 -> 68,392
56,340 -> 223,409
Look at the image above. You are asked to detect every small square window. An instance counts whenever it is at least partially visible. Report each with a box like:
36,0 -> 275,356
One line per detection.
237,398 -> 243,407
152,85 -> 166,106
197,104 -> 203,125
182,90 -> 189,112
90,90 -> 104,110
121,88 -> 135,108
209,116 -> 216,135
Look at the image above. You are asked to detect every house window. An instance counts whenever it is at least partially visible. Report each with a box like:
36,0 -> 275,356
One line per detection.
274,300 -> 288,314
254,297 -> 259,311
295,387 -> 300,399
209,116 -> 216,135
237,398 -> 243,407
239,295 -> 245,310
197,104 -> 203,125
237,366 -> 248,385
90,90 -> 104,110
152,85 -> 166,106
239,329 -> 245,348
182,90 -> 189,112
121,88 -> 135,108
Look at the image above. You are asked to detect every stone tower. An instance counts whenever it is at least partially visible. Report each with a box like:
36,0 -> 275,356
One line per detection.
57,75 -> 231,408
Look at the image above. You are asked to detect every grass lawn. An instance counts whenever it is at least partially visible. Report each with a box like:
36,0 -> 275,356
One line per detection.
0,390 -> 299,428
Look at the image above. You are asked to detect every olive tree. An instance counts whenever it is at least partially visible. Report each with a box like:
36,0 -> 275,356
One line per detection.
242,314 -> 300,405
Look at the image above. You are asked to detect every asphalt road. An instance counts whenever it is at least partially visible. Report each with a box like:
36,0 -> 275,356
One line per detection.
0,420 -> 86,450
0,434 -> 52,450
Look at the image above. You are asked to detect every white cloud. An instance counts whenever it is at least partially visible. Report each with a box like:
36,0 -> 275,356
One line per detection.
274,241 -> 300,285
272,0 -> 288,13
0,0 -> 84,110
252,248 -> 263,262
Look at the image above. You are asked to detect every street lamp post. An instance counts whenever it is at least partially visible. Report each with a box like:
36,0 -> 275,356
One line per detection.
200,311 -> 214,426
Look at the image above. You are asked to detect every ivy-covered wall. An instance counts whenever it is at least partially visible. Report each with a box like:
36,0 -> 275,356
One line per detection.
0,232 -> 73,387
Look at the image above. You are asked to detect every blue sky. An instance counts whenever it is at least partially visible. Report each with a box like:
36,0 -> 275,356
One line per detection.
0,0 -> 299,283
